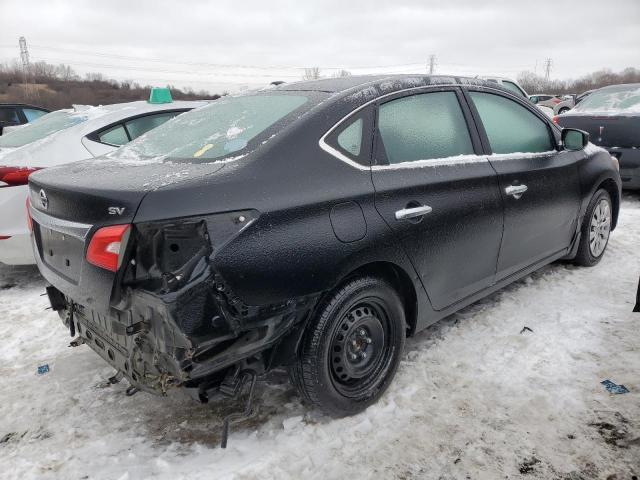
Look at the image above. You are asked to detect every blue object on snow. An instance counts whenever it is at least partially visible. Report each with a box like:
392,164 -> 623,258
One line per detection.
37,364 -> 49,375
601,379 -> 629,394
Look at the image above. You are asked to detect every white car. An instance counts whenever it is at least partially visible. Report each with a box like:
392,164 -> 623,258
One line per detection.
0,92 -> 207,265
480,76 -> 529,98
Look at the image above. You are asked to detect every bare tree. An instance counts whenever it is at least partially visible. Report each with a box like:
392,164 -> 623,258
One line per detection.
303,67 -> 321,80
334,69 -> 352,78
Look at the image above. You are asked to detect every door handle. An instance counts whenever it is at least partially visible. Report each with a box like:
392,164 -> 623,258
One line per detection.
395,205 -> 433,220
505,184 -> 528,199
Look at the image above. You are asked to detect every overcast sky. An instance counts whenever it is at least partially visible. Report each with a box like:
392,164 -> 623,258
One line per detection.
1,0 -> 639,93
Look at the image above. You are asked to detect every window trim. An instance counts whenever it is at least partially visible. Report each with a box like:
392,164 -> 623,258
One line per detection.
372,86 -> 483,167
322,107 -> 373,167
86,108 -> 190,147
462,87 -> 561,155
318,83 -> 484,171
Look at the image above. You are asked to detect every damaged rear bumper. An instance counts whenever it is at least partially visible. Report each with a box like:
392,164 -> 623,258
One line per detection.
49,275 -> 317,400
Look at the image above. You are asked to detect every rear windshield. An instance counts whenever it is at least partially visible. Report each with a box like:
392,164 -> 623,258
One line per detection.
111,93 -> 309,163
0,110 -> 88,148
573,85 -> 640,113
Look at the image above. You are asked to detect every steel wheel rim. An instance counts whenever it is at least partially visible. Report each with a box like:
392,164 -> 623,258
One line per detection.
329,298 -> 394,398
589,198 -> 611,258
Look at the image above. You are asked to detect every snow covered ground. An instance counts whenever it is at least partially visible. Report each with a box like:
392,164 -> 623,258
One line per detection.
1,194 -> 639,480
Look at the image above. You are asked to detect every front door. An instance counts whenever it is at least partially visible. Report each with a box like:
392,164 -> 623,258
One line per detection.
371,88 -> 504,310
466,90 -> 582,280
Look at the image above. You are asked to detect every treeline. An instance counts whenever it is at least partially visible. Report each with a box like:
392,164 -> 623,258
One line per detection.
518,67 -> 640,95
0,60 -> 221,110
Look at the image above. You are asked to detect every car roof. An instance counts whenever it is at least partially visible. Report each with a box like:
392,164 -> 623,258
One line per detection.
275,74 -> 505,94
0,103 -> 50,110
49,100 -> 209,136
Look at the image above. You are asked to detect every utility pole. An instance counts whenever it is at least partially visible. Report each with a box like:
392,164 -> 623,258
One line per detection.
544,58 -> 552,81
19,36 -> 31,99
428,54 -> 437,75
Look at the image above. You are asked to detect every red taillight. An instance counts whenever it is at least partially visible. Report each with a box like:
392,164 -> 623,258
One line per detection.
552,98 -> 561,104
86,224 -> 131,272
0,166 -> 42,187
0,236 -> 11,240
26,197 -> 33,232
552,115 -> 559,125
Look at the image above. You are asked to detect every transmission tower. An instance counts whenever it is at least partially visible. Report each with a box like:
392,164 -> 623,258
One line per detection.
19,36 -> 32,99
428,54 -> 437,75
544,58 -> 553,81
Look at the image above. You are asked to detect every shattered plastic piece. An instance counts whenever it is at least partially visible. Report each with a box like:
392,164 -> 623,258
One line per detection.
601,379 -> 629,394
36,364 -> 50,375
520,326 -> 534,334
633,277 -> 639,312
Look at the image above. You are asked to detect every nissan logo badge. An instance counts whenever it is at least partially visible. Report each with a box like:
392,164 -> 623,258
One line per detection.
39,189 -> 49,210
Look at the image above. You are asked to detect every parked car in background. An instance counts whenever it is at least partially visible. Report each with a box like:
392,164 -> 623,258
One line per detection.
29,75 -> 620,420
529,94 -> 562,109
0,89 -> 207,265
0,103 -> 50,135
480,76 -> 528,98
554,95 -> 575,115
555,83 -> 640,190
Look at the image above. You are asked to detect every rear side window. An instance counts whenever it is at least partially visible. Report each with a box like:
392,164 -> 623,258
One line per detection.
98,125 -> 129,146
377,91 -> 474,164
337,118 -> 363,156
470,92 -> 554,154
0,108 -> 20,124
22,108 -> 48,122
125,112 -> 180,140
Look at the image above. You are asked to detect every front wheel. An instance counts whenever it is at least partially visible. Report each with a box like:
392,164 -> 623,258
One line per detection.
289,276 -> 406,416
574,189 -> 612,267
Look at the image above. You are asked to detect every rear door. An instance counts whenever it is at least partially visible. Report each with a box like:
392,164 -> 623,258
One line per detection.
466,89 -> 581,280
371,87 -> 504,310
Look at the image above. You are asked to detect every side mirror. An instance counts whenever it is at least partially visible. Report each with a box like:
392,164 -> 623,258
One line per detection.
562,128 -> 589,151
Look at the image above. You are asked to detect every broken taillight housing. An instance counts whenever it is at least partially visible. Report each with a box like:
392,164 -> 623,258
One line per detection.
0,166 -> 42,187
86,224 -> 131,272
26,197 -> 33,232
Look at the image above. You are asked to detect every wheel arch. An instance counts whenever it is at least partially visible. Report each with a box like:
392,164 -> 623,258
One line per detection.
597,177 -> 620,230
338,261 -> 419,337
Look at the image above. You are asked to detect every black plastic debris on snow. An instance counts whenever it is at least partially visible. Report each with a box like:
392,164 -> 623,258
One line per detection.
519,456 -> 541,474
520,326 -> 534,334
601,380 -> 630,394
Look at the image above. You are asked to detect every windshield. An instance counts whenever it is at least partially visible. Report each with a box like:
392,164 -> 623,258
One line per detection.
111,93 -> 309,162
573,84 -> 640,113
0,110 -> 88,148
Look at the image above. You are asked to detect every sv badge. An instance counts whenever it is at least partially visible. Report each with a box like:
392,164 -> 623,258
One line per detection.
108,207 -> 126,215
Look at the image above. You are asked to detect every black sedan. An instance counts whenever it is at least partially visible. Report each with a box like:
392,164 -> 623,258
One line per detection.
555,83 -> 640,190
28,75 -> 621,417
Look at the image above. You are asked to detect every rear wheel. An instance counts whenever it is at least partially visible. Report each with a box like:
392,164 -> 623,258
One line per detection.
574,189 -> 612,266
558,107 -> 570,114
289,276 -> 405,416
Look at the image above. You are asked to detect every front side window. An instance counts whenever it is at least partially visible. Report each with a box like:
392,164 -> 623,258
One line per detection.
98,124 -> 129,146
111,94 -> 309,162
125,112 -> 180,140
377,91 -> 474,164
22,108 -> 48,122
0,110 -> 88,148
470,92 -> 554,154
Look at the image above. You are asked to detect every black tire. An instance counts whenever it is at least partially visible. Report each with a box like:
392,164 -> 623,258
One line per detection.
289,276 -> 406,416
574,189 -> 612,267
558,107 -> 570,114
